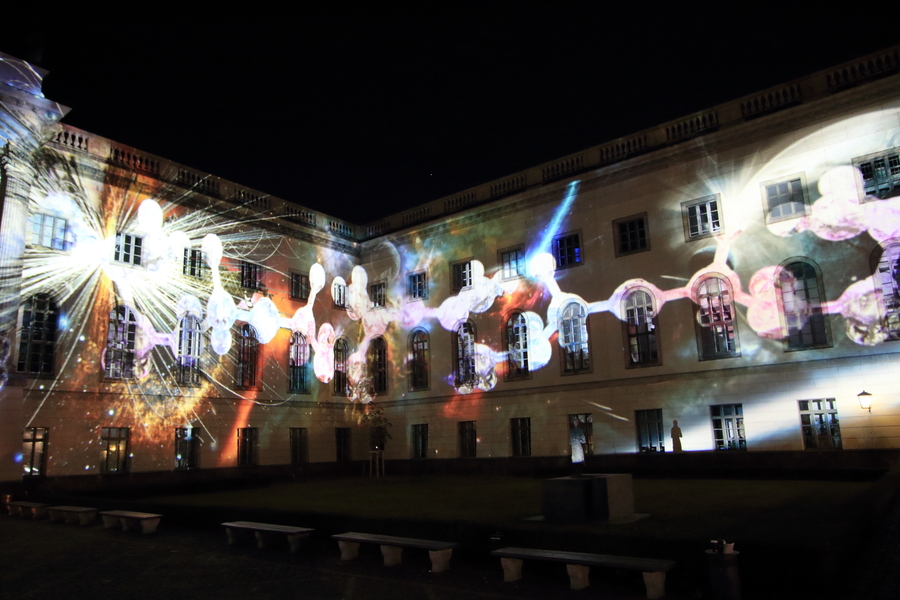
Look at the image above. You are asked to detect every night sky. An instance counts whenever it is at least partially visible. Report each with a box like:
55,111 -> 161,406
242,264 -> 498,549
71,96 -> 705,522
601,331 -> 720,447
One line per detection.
6,5 -> 900,224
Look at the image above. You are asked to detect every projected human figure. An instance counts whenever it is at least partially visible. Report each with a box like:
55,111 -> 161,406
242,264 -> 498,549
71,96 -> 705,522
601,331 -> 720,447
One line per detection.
671,420 -> 683,453
570,416 -> 587,476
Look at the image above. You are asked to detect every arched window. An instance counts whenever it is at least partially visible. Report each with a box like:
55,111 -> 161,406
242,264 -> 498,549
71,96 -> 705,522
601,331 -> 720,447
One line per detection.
506,312 -> 529,378
237,324 -> 259,388
18,293 -> 58,375
455,321 -> 476,387
779,260 -> 829,350
289,332 -> 310,393
177,314 -> 202,385
333,338 -> 349,396
876,243 -> 900,340
624,290 -> 659,366
368,336 -> 387,394
104,305 -> 137,379
696,276 -> 739,359
560,301 -> 589,373
409,329 -> 429,391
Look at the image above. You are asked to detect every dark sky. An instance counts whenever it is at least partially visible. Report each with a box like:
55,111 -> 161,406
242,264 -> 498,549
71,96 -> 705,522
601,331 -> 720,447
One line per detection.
7,5 -> 900,224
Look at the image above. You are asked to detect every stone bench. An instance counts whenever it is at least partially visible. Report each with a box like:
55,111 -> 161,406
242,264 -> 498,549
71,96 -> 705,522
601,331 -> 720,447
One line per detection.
332,532 -> 459,573
48,506 -> 98,526
490,547 -> 676,599
222,521 -> 314,553
99,510 -> 162,534
7,501 -> 49,519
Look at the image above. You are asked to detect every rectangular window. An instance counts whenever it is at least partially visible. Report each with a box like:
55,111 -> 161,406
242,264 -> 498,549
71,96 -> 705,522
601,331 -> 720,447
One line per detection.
333,281 -> 347,308
459,421 -> 477,458
500,247 -> 526,279
411,424 -> 428,459
370,283 -> 385,308
335,427 -> 350,462
635,409 -> 665,452
682,195 -> 721,240
511,417 -> 531,457
552,233 -> 582,268
614,214 -> 649,256
290,273 -> 310,301
568,413 -> 593,456
114,233 -> 142,266
236,427 -> 258,466
451,260 -> 473,291
762,175 -> 808,222
175,427 -> 200,469
30,214 -> 70,250
854,150 -> 900,200
290,427 -> 309,464
183,249 -> 204,278
22,427 -> 48,476
408,272 -> 427,299
710,404 -> 746,450
798,399 -> 842,450
100,427 -> 129,473
240,261 -> 263,289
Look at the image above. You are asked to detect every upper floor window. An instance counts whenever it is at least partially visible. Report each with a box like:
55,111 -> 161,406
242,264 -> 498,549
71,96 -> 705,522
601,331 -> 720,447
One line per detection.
623,289 -> 659,367
333,279 -> 347,308
240,261 -> 263,289
876,243 -> 900,340
114,233 -> 142,266
409,329 -> 429,391
104,305 -> 137,379
289,332 -> 310,394
237,324 -> 259,388
762,175 -> 808,223
614,214 -> 649,256
183,249 -> 204,278
370,283 -> 386,308
333,338 -> 349,396
455,321 -> 476,387
682,195 -> 721,241
506,312 -> 530,379
369,336 -> 388,394
408,272 -> 427,300
30,214 -> 71,250
696,276 -> 740,360
854,150 -> 900,200
778,260 -> 829,350
553,233 -> 582,268
500,247 -> 526,279
177,314 -> 202,385
18,293 -> 58,375
451,260 -> 473,291
560,301 -> 590,373
290,273 -> 310,301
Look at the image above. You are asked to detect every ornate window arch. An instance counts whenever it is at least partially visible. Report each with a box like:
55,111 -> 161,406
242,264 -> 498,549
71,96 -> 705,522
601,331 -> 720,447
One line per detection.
560,301 -> 589,373
506,312 -> 530,378
289,332 -> 310,393
105,305 -> 137,379
18,293 -> 58,375
408,329 -> 429,391
777,259 -> 829,350
177,314 -> 202,385
237,324 -> 259,388
333,338 -> 349,396
368,336 -> 388,394
623,289 -> 659,367
455,321 -> 476,387
695,276 -> 740,359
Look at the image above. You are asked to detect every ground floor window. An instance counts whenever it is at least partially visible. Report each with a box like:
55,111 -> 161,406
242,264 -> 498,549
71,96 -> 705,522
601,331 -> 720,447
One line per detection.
22,427 -> 48,476
335,427 -> 350,461
511,417 -> 531,457
175,427 -> 200,469
411,424 -> 428,459
635,409 -> 665,452
710,404 -> 746,450
101,427 -> 129,473
568,413 -> 593,458
799,399 -> 842,450
290,427 -> 309,464
237,427 -> 258,466
459,421 -> 476,458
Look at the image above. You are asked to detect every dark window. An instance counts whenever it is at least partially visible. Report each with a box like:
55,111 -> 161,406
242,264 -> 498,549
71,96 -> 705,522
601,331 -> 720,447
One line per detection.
408,272 -> 427,299
451,261 -> 473,291
552,233 -> 582,268
560,301 -> 590,372
104,306 -> 137,379
459,421 -> 476,458
289,332 -> 310,393
369,283 -> 385,308
237,324 -> 259,388
764,177 -> 807,222
455,321 -> 476,387
333,338 -> 349,396
696,277 -> 740,359
511,417 -> 531,457
798,399 -> 842,450
177,315 -> 202,385
411,424 -> 428,459
855,151 -> 900,199
710,404 -> 746,450
335,427 -> 350,461
30,214 -> 70,250
175,427 -> 200,469
290,273 -> 310,300
635,409 -> 665,452
22,427 -> 48,476
369,336 -> 388,394
877,243 -> 900,340
779,261 -> 829,350
500,248 -> 525,279
506,312 -> 529,378
614,214 -> 649,256
409,329 -> 429,391
683,195 -> 721,240
240,261 -> 263,289
18,293 -> 58,375
624,290 -> 659,366
100,427 -> 129,473
114,233 -> 142,265
183,248 -> 204,278
290,427 -> 309,464
237,427 -> 258,466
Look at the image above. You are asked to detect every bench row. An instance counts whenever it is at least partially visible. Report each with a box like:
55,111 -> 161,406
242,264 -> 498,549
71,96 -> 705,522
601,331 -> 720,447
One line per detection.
6,502 -> 162,534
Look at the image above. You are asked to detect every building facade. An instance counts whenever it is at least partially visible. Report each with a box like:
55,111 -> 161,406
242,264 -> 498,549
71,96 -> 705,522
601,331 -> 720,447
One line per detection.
3,48 -> 900,483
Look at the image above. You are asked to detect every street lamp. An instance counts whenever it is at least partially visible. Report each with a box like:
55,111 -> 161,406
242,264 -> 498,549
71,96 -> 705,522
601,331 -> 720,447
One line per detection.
857,391 -> 873,413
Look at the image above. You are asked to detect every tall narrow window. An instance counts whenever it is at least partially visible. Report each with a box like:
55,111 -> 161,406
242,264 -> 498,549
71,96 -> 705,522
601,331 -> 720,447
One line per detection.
104,306 -> 137,379
459,421 -> 476,458
237,324 -> 259,388
177,315 -> 202,385
289,332 -> 310,394
237,427 -> 258,466
877,243 -> 900,340
335,427 -> 350,461
183,248 -> 204,278
798,399 -> 842,450
18,293 -> 58,375
290,427 -> 309,464
290,272 -> 310,301
511,417 -> 531,457
175,427 -> 200,469
333,280 -> 347,308
333,338 -> 349,396
779,261 -> 829,350
100,427 -> 129,473
624,290 -> 659,367
560,301 -> 590,373
710,404 -> 746,450
455,321 -> 476,387
409,329 -> 429,391
370,283 -> 386,308
506,312 -> 529,378
635,409 -> 665,452
368,336 -> 388,394
22,427 -> 48,476
696,277 -> 739,359
451,261 -> 473,291
411,424 -> 428,459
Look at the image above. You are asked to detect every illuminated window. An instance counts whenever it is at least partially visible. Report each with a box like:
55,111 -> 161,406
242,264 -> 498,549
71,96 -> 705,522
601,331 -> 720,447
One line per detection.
368,336 -> 388,394
335,427 -> 350,461
568,413 -> 594,455
290,272 -> 310,301
710,404 -> 746,450
237,427 -> 258,466
290,427 -> 308,464
22,427 -> 48,477
778,260 -> 829,350
114,233 -> 142,266
175,427 -> 200,469
552,233 -> 582,268
560,301 -> 590,373
854,150 -> 900,200
511,417 -> 531,457
459,421 -> 476,458
506,312 -> 530,379
635,409 -> 664,452
762,175 -> 808,222
177,315 -> 202,386
451,260 -> 473,291
614,214 -> 649,256
183,248 -> 204,278
500,247 -> 525,279
623,289 -> 659,367
798,399 -> 842,450
876,243 -> 900,340
333,338 -> 349,396
289,332 -> 310,394
696,276 -> 740,360
408,272 -> 427,299
237,324 -> 259,388
240,261 -> 263,289
18,293 -> 58,375
29,214 -> 70,250
411,424 -> 428,459
455,321 -> 476,387
370,283 -> 386,308
333,281 -> 347,308
100,427 -> 129,473
104,305 -> 137,379
409,329 -> 429,391
682,195 -> 721,240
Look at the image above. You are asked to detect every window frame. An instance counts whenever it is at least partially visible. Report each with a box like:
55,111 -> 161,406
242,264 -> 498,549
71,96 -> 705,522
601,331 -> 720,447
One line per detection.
568,413 -> 594,456
613,213 -> 650,257
760,173 -> 809,224
104,305 -> 137,379
875,242 -> 900,341
559,301 -> 591,374
236,427 -> 259,467
290,427 -> 309,464
177,314 -> 202,386
505,312 -> 530,380
623,288 -> 660,368
369,282 -> 386,308
290,272 -> 310,301
681,194 -> 722,241
411,423 -> 429,459
710,404 -> 746,451
183,248 -> 204,278
288,331 -> 310,394
332,279 -> 348,309
22,427 -> 48,477
100,427 -> 129,474
333,338 -> 349,396
458,421 -> 477,458
552,232 -> 583,269
853,149 -> 900,201
694,275 -> 741,360
335,427 -> 350,462
451,259 -> 474,292
454,321 -> 477,387
499,246 -> 526,280
368,336 -> 388,394
240,261 -> 264,290
113,232 -> 143,266
408,329 -> 429,391
175,427 -> 200,469
635,409 -> 665,452
237,323 -> 259,389
510,417 -> 532,457
29,213 -> 71,251
798,399 -> 842,450
777,259 -> 831,351
18,293 -> 58,376
407,271 -> 428,300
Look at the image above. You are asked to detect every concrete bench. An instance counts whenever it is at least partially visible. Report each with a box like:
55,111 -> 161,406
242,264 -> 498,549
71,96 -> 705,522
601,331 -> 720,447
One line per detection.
490,547 -> 676,599
7,501 -> 49,519
332,532 -> 459,573
99,510 -> 162,534
48,506 -> 98,525
222,521 -> 314,553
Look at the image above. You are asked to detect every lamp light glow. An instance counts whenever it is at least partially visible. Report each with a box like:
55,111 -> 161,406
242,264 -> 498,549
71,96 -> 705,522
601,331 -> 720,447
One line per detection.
857,391 -> 873,412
